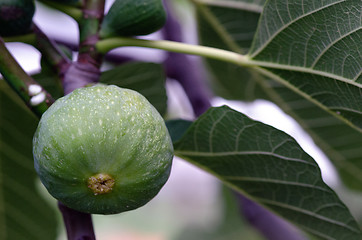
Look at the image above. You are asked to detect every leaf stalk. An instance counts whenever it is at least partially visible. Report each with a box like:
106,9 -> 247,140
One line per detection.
96,37 -> 251,67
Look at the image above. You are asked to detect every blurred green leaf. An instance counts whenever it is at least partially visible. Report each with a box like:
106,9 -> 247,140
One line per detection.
32,71 -> 64,100
174,106 -> 361,240
0,81 -> 58,240
196,0 -> 267,101
166,119 -> 193,143
100,62 -> 167,115
175,186 -> 265,240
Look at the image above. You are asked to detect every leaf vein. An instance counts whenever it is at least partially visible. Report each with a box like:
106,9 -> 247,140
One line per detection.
311,27 -> 361,69
256,198 -> 360,233
224,176 -> 332,193
176,150 -> 316,166
251,0 -> 346,58
209,111 -> 227,152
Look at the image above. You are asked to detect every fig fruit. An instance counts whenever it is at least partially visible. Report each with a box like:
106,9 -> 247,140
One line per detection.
0,0 -> 35,36
47,0 -> 80,5
33,85 -> 173,214
100,0 -> 166,37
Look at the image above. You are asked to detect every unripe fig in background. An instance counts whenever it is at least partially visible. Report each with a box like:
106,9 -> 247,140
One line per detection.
100,0 -> 166,37
47,0 -> 80,5
0,0 -> 35,36
33,85 -> 173,214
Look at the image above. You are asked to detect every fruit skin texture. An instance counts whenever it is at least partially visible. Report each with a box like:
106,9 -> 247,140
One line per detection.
100,0 -> 166,37
0,0 -> 35,36
33,85 -> 173,214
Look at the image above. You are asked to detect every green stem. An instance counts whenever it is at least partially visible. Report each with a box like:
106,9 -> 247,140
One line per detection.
78,0 -> 105,66
2,33 -> 37,45
0,38 -> 54,117
62,0 -> 105,94
33,25 -> 71,76
96,37 -> 251,67
38,0 -> 82,22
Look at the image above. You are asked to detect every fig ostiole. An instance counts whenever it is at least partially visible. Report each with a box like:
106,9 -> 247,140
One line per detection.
0,0 -> 35,36
100,0 -> 166,38
33,84 -> 173,214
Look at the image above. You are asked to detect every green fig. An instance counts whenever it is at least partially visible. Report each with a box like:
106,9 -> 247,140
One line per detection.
33,85 -> 173,214
46,0 -> 80,5
0,0 -> 35,36
100,0 -> 166,38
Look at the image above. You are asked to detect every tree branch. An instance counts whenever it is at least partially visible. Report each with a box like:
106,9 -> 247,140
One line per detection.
58,202 -> 96,240
62,0 -> 105,95
77,0 -> 104,67
33,24 -> 71,92
237,195 -> 307,240
0,38 -> 54,117
162,1 -> 211,116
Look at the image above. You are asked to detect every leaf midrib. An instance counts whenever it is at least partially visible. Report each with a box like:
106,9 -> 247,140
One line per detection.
179,152 -> 360,238
224,176 -> 332,193
175,150 -> 316,166
250,69 -> 362,184
253,67 -> 362,132
256,198 -> 360,233
245,59 -> 362,88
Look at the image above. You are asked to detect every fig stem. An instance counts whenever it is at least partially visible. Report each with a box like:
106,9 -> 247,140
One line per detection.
58,202 -> 96,240
62,0 -> 105,94
32,24 -> 71,92
78,0 -> 105,67
0,38 -> 54,117
2,33 -> 37,45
